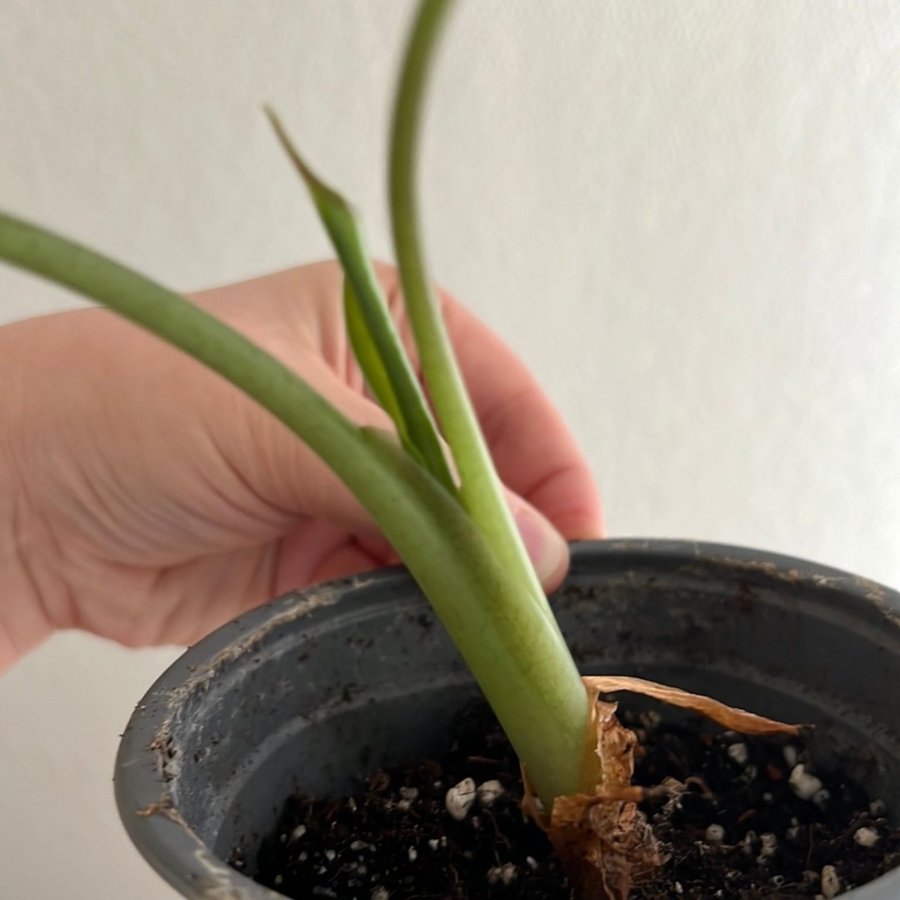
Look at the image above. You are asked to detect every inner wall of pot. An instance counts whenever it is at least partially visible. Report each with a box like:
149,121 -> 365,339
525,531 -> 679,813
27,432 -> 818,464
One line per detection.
163,554 -> 900,878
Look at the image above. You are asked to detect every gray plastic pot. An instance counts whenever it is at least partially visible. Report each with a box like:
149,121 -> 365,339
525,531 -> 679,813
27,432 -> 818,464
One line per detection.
115,539 -> 900,898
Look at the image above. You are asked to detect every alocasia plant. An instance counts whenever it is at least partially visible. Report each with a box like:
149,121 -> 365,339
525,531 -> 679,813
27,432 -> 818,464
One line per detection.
0,1 -> 797,895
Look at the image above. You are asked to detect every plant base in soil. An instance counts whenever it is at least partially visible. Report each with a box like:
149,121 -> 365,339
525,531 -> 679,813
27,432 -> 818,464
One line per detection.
243,701 -> 900,899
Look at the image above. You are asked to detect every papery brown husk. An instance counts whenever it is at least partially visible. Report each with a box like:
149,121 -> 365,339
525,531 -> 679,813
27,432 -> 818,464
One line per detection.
524,675 -> 804,900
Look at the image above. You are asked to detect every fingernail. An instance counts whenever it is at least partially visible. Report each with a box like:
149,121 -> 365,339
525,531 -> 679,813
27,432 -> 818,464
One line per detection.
514,505 -> 569,590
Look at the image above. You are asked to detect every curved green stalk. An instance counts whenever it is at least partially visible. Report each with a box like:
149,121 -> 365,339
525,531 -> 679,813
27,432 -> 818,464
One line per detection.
388,0 -> 556,624
387,0 -> 597,801
0,209 -> 593,804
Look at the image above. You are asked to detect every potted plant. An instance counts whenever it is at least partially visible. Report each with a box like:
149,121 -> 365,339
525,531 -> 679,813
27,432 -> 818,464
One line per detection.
1,1 -> 898,897
109,541 -> 900,899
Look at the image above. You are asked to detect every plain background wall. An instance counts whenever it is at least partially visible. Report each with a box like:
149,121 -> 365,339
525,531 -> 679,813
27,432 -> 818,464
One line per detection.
2,2 -> 899,897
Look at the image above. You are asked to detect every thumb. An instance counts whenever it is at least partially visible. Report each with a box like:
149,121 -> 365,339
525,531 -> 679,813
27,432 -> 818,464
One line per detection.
506,493 -> 571,592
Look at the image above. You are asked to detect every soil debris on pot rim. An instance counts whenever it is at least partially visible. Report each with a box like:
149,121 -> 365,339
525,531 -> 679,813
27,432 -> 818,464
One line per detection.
248,701 -> 900,899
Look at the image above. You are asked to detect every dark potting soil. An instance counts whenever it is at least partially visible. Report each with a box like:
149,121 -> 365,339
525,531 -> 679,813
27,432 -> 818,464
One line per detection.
248,702 -> 900,899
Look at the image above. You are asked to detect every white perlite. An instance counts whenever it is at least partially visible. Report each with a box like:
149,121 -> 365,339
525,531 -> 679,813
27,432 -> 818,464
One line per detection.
820,864 -> 841,899
705,824 -> 725,843
476,779 -> 505,807
854,826 -> 880,848
487,863 -> 518,886
726,742 -> 749,766
742,831 -> 757,856
371,888 -> 390,900
445,777 -> 477,821
759,833 -> 778,859
789,764 -> 823,801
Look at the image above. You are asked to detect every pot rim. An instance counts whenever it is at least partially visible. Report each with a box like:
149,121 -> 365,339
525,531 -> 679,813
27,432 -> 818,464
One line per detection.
114,538 -> 900,899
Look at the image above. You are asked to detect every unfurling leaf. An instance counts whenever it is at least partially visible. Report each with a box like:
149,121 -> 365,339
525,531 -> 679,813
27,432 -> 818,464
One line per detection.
265,107 -> 456,494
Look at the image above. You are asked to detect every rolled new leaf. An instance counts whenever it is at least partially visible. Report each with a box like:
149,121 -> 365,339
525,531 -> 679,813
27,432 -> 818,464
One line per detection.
265,107 -> 455,494
343,278 -> 409,448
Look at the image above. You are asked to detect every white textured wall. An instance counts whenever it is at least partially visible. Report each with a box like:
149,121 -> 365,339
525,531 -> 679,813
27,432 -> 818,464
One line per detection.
2,2 -> 899,897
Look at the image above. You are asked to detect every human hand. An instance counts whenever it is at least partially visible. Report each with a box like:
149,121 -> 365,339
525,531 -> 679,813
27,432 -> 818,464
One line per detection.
0,262 -> 602,670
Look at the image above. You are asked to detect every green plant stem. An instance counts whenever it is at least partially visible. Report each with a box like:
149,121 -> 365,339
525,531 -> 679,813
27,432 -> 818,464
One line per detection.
387,0 -> 600,803
0,210 -> 594,805
389,0 -> 556,626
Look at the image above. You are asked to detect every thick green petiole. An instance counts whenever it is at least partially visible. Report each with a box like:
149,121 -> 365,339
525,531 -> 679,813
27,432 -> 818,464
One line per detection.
388,0 -> 599,797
